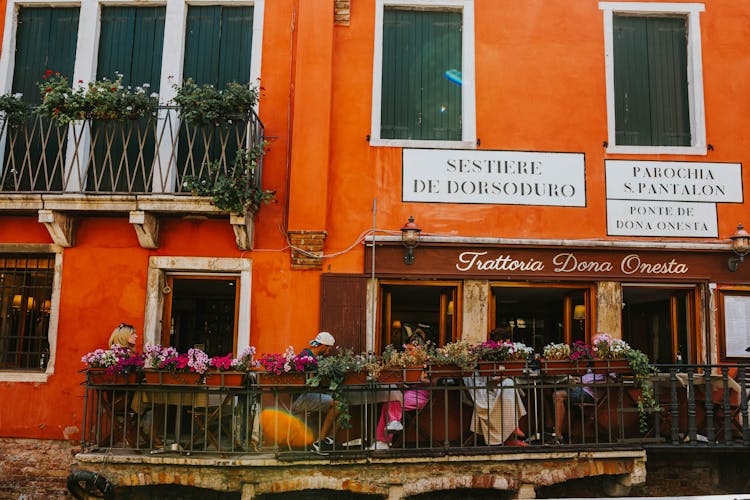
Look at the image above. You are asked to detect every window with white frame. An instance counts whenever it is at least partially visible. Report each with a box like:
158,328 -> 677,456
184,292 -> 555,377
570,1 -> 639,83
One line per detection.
599,2 -> 706,155
0,247 -> 61,381
370,0 -> 476,149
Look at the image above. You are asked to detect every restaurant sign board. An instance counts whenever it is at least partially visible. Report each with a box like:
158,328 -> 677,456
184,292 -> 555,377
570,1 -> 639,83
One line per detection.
402,149 -> 586,207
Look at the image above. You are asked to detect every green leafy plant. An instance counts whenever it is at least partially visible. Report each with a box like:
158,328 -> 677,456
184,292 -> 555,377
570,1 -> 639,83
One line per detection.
306,348 -> 368,429
172,79 -> 258,125
36,70 -> 158,125
183,147 -> 275,213
430,340 -> 477,371
0,92 -> 31,126
624,348 -> 660,432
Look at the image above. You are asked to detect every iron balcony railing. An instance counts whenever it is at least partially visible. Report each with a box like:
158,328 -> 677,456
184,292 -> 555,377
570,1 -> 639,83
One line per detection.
80,364 -> 750,457
0,107 -> 264,196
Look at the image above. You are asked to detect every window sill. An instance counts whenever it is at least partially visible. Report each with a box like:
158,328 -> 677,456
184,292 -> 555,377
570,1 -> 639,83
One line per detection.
369,138 -> 476,150
605,145 -> 708,156
0,371 -> 50,383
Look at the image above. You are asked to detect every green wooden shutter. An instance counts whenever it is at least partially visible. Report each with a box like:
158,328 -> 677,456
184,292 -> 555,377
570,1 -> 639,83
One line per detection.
12,7 -> 79,104
381,9 -> 461,141
613,15 -> 690,146
97,7 -> 165,90
183,6 -> 254,87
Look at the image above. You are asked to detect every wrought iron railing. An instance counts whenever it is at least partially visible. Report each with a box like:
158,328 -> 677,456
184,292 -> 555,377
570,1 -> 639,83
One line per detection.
0,107 -> 264,196
80,364 -> 750,456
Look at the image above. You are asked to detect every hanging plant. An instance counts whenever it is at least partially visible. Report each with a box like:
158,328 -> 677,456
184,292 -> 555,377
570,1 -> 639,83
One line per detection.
0,92 -> 31,126
624,348 -> 660,432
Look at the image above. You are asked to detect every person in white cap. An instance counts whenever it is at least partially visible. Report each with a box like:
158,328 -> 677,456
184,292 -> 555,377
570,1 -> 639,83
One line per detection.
291,331 -> 338,453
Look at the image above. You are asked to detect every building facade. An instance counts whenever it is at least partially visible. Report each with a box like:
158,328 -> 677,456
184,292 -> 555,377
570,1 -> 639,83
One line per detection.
1,0 -> 750,497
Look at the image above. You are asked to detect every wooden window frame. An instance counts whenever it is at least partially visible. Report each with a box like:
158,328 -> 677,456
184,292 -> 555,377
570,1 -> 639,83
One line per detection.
370,0 -> 476,149
717,286 -> 750,361
599,2 -> 706,155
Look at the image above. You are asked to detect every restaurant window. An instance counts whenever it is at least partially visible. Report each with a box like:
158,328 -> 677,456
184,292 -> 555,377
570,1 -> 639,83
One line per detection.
160,276 -> 238,357
621,284 -> 697,365
600,2 -> 706,155
0,254 -> 55,370
490,283 -> 592,353
371,0 -> 476,148
379,281 -> 459,351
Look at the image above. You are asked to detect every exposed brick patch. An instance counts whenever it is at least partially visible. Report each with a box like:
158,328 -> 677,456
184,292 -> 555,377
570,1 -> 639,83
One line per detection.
334,0 -> 350,25
289,230 -> 326,270
0,438 -> 78,499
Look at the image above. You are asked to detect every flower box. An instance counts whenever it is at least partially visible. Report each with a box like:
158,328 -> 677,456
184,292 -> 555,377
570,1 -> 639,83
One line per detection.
86,368 -> 138,385
204,370 -> 246,387
540,359 -> 589,376
143,369 -> 202,385
592,359 -> 632,374
428,363 -> 467,379
378,367 -> 423,384
256,371 -> 309,386
476,360 -> 527,377
343,371 -> 370,385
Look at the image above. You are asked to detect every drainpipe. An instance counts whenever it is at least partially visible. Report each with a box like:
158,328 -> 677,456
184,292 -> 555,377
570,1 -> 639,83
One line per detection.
67,470 -> 114,500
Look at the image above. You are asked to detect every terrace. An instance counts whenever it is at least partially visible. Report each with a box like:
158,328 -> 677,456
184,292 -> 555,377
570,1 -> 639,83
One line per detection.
73,363 -> 750,498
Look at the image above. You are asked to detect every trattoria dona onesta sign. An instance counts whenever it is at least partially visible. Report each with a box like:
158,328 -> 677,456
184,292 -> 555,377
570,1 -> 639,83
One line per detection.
456,251 -> 688,275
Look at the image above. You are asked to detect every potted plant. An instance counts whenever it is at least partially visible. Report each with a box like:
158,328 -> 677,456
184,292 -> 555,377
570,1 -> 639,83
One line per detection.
203,351 -> 249,387
472,340 -> 533,376
183,146 -> 275,214
81,344 -> 143,384
0,92 -> 31,127
429,340 -> 477,378
541,342 -> 582,375
142,344 -> 209,385
172,79 -> 258,125
592,333 -> 633,373
86,72 -> 158,121
36,71 -> 88,125
306,348 -> 369,429
256,346 -> 317,385
379,342 -> 431,382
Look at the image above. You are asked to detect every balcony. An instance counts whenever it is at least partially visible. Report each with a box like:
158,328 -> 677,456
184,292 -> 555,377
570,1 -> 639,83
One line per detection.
73,364 -> 750,497
0,108 -> 265,249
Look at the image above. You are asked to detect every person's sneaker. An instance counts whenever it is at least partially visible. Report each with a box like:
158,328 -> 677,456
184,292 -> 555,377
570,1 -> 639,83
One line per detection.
312,436 -> 336,454
368,440 -> 390,450
386,420 -> 403,432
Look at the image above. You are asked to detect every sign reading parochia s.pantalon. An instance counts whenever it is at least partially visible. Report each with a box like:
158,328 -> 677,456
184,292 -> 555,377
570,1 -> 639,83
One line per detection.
402,149 -> 586,207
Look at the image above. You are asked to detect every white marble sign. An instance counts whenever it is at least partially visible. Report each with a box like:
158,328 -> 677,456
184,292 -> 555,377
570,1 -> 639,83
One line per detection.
605,160 -> 743,202
403,149 -> 586,206
607,200 -> 717,237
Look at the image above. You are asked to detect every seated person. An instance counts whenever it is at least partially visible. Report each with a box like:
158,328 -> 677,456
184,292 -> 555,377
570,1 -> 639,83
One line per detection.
463,373 -> 527,446
370,339 -> 431,450
290,331 -> 338,453
553,367 -> 614,443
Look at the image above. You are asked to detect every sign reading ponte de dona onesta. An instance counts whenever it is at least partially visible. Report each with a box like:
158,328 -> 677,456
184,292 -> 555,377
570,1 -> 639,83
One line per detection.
605,160 -> 743,238
402,149 -> 586,206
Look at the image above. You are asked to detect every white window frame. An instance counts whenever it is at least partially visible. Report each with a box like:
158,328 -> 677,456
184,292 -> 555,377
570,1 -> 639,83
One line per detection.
370,0 -> 476,150
599,2 -> 706,155
0,0 -> 265,192
143,256 -> 252,352
0,244 -> 63,383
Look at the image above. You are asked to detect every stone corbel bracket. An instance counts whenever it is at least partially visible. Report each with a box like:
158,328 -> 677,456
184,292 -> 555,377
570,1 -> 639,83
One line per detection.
38,209 -> 75,247
231,210 -> 256,251
129,210 -> 159,249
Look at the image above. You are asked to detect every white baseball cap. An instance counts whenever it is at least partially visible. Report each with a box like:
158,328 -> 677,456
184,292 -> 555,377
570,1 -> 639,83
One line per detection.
311,331 -> 335,346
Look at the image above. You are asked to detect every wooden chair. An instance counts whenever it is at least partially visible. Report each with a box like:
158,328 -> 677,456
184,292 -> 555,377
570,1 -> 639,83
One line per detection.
188,394 -> 240,451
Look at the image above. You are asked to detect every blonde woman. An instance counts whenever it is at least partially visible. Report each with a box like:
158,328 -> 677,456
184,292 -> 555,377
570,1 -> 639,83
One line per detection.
108,323 -> 137,349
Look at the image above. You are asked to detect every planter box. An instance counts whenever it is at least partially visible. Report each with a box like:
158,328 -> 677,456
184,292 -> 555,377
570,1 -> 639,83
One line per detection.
204,370 -> 246,387
378,367 -> 423,384
428,363 -> 468,379
342,371 -> 370,385
540,359 -> 589,376
143,369 -> 202,385
86,368 -> 138,385
593,359 -> 632,374
476,360 -> 527,377
256,371 -> 308,386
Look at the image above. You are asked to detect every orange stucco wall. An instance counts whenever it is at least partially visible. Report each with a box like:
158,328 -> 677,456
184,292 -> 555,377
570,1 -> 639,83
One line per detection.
2,0 -> 750,440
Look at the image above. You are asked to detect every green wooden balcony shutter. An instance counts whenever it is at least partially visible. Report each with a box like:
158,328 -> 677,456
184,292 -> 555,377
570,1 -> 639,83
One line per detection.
381,8 -> 462,141
97,6 -> 166,91
183,6 -> 254,87
613,15 -> 690,147
12,7 -> 79,104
